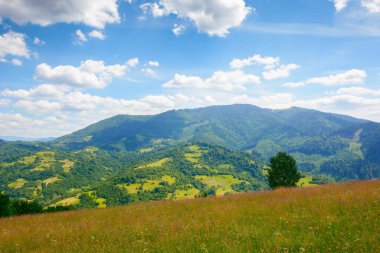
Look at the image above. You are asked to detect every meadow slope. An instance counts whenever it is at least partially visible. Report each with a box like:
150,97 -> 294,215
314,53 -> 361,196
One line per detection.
0,180 -> 379,253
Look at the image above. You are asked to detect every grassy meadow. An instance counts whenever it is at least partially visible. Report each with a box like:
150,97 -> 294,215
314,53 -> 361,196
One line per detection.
0,180 -> 379,252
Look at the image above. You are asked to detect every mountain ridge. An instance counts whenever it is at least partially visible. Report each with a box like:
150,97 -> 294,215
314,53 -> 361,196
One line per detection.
51,104 -> 380,181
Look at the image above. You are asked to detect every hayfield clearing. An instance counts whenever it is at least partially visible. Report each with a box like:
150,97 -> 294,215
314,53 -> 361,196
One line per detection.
0,180 -> 379,253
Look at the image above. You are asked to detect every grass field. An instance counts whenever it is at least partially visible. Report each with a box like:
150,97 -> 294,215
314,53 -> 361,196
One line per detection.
0,180 -> 379,252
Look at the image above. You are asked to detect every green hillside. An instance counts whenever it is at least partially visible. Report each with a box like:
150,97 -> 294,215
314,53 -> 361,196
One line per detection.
53,104 -> 380,180
0,142 -> 275,208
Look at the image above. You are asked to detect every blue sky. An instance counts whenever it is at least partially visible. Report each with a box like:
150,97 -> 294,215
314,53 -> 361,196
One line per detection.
0,0 -> 380,137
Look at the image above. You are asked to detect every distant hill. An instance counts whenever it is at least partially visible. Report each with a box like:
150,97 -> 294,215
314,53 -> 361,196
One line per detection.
53,104 -> 380,180
0,136 -> 56,142
0,142 -> 277,208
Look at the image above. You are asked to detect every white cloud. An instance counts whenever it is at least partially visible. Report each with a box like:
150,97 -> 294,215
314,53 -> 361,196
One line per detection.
231,93 -> 296,109
34,60 -> 127,89
0,32 -> 30,59
141,0 -> 252,36
172,24 -> 186,36
147,61 -> 160,67
282,82 -> 305,88
33,37 -> 46,46
0,0 -> 120,29
163,70 -> 260,91
127,58 -> 139,68
0,98 -> 9,106
262,64 -> 300,80
361,0 -> 380,13
230,54 -> 280,69
4,82 -> 380,137
2,84 -> 69,100
141,68 -> 157,77
89,30 -> 106,40
336,86 -> 380,96
15,99 -> 63,115
75,29 -> 88,43
11,59 -> 22,66
141,2 -> 169,17
333,0 -> 348,12
306,69 -> 367,86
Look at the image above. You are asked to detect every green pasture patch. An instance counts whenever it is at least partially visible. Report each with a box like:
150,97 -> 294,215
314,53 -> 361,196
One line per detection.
218,164 -> 233,170
19,155 -> 37,164
8,178 -> 28,189
188,145 -> 200,152
297,175 -> 318,188
54,196 -> 80,207
162,175 -> 176,185
136,158 -> 172,169
195,175 -> 246,196
43,177 -> 61,186
139,148 -> 153,153
142,180 -> 162,191
118,183 -> 142,194
83,136 -> 93,142
62,159 -> 75,173
173,188 -> 200,200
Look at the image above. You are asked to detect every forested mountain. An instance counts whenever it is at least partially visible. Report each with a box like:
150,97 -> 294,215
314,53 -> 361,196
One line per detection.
54,104 -> 380,180
1,104 -> 379,209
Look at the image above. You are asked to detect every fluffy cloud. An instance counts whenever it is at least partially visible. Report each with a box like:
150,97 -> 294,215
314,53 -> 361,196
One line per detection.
127,58 -> 139,68
282,82 -> 305,88
336,86 -> 380,96
229,54 -> 280,69
0,0 -> 120,29
1,83 -> 212,136
75,29 -> 88,43
141,0 -> 252,36
333,0 -> 348,12
34,60 -> 127,89
3,83 -> 380,137
262,64 -> 300,80
0,98 -> 9,106
147,61 -> 160,67
89,30 -> 106,40
172,24 -> 186,36
0,32 -> 30,60
2,84 -> 69,100
141,68 -> 157,77
15,100 -> 63,115
361,0 -> 380,13
33,37 -> 46,46
11,59 -> 22,66
163,70 -> 260,91
306,69 -> 367,86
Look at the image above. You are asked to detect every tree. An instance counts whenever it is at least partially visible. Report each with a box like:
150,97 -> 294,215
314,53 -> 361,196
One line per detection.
0,192 -> 11,217
267,152 -> 301,189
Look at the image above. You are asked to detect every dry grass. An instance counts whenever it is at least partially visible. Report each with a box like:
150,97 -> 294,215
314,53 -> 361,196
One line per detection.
0,180 -> 379,253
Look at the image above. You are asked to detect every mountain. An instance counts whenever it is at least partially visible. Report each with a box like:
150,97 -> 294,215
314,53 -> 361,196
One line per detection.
0,136 -> 56,142
53,104 -> 380,180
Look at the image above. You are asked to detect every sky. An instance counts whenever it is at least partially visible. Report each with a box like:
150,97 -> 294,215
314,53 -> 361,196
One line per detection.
0,0 -> 380,138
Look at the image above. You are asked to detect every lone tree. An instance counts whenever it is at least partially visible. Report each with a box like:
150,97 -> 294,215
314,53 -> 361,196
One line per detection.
267,152 -> 301,189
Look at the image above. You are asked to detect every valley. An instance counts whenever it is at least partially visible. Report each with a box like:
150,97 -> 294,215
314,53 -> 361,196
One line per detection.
1,105 -> 379,209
